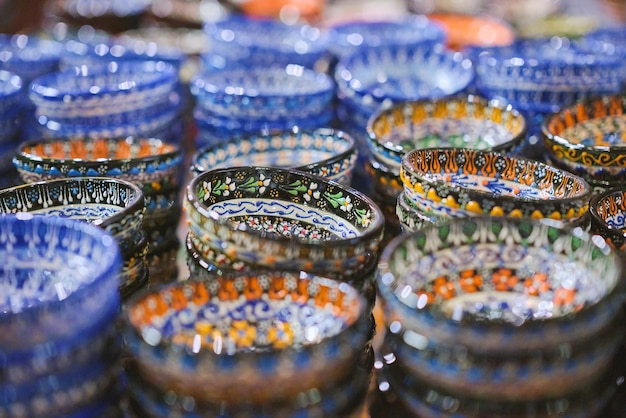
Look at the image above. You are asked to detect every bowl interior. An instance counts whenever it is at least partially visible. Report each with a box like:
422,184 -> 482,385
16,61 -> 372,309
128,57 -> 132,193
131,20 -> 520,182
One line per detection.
592,189 -> 626,231
381,219 -> 620,325
128,273 -> 363,353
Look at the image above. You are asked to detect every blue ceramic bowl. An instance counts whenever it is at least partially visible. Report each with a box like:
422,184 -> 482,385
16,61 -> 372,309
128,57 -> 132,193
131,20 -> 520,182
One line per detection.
327,16 -> 446,59
335,43 -> 474,116
29,60 -> 178,118
123,273 -> 370,403
0,214 -> 121,356
191,65 -> 334,121
0,70 -> 23,115
191,127 -> 357,185
204,16 -> 330,69
0,34 -> 63,83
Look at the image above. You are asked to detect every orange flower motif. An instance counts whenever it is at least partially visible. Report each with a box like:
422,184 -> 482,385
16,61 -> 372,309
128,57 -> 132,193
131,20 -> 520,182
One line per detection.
491,268 -> 518,292
523,273 -> 550,296
267,321 -> 294,349
229,320 -> 257,349
433,276 -> 455,300
553,287 -> 576,307
458,269 -> 483,293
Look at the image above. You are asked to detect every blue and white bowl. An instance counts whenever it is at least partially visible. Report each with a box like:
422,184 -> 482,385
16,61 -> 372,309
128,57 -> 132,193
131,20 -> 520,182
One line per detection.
0,34 -> 63,83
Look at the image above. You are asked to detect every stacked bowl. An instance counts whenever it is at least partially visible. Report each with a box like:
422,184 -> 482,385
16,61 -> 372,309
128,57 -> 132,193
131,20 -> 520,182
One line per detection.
0,70 -> 24,189
27,60 -> 181,142
0,214 -> 123,417
589,187 -> 626,251
472,37 -> 625,159
0,177 -> 147,299
190,64 -> 335,148
376,217 -> 626,417
122,271 -> 374,417
13,136 -> 184,284
0,34 -> 64,85
184,166 -> 384,296
366,95 -> 527,234
191,127 -> 358,186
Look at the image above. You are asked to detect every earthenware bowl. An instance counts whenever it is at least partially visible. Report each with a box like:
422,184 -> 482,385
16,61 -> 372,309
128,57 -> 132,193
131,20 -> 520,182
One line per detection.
191,65 -> 334,121
0,34 -> 63,83
204,16 -> 330,70
367,95 -> 527,171
400,147 -> 591,220
589,187 -> 626,251
29,60 -> 178,118
185,166 -> 384,277
335,43 -> 474,116
0,214 -> 121,355
542,95 -> 626,183
123,272 -> 370,403
376,217 -> 625,355
326,16 -> 446,59
191,128 -> 357,185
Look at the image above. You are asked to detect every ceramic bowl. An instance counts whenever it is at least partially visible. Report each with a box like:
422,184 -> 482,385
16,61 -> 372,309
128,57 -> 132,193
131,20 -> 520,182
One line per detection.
185,166 -> 384,277
0,34 -> 63,83
395,191 -> 444,233
376,217 -> 625,355
204,16 -> 330,70
0,70 -> 23,116
589,187 -> 626,251
123,272 -> 370,403
400,147 -> 591,220
29,60 -> 178,118
13,136 -> 183,195
0,177 -> 144,249
191,128 -> 357,186
335,43 -> 474,115
191,65 -> 334,121
364,158 -> 404,200
326,16 -> 446,59
367,95 -> 527,171
542,95 -> 626,183
0,214 -> 121,356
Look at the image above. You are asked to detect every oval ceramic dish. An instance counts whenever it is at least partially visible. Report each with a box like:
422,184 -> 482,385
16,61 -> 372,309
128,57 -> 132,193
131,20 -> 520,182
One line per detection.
29,61 -> 178,118
589,187 -> 626,251
542,95 -> 626,182
191,128 -> 357,185
367,95 -> 527,170
376,217 -> 625,355
123,272 -> 370,403
185,166 -> 384,276
400,147 -> 591,220
190,65 -> 334,121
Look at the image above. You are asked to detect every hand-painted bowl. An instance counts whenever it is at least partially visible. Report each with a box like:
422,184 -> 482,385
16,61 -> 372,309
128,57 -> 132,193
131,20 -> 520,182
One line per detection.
0,34 -> 63,83
400,147 -> 591,220
191,128 -> 357,185
185,166 -> 384,277
0,214 -> 121,355
29,61 -> 178,118
364,158 -> 404,200
367,95 -> 527,171
326,16 -> 446,59
542,95 -> 626,183
335,43 -> 474,115
204,16 -> 330,70
376,217 -> 625,355
589,187 -> 626,251
191,65 -> 334,121
395,191 -> 443,233
123,272 -> 370,403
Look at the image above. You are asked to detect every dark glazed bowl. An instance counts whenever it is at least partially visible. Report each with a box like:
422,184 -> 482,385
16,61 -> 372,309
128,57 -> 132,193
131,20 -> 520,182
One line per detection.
589,187 -> 626,251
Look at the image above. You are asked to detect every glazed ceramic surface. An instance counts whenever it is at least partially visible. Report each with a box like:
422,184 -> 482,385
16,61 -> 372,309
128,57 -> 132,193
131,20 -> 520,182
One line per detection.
543,95 -> 626,182
367,95 -> 527,170
589,188 -> 626,251
191,128 -> 357,185
185,166 -> 384,276
191,66 -> 334,120
395,191 -> 442,233
29,61 -> 178,118
0,214 -> 121,354
401,147 -> 591,220
0,34 -> 63,82
123,273 -> 370,403
0,70 -> 22,114
364,158 -> 403,200
376,217 -> 624,354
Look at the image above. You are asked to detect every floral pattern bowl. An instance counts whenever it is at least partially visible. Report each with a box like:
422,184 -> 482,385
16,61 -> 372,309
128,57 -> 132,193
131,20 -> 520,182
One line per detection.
542,94 -> 626,183
400,147 -> 591,221
185,166 -> 384,278
122,272 -> 371,403
589,187 -> 626,251
191,128 -> 357,186
367,95 -> 527,171
395,191 -> 444,233
376,217 -> 625,400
